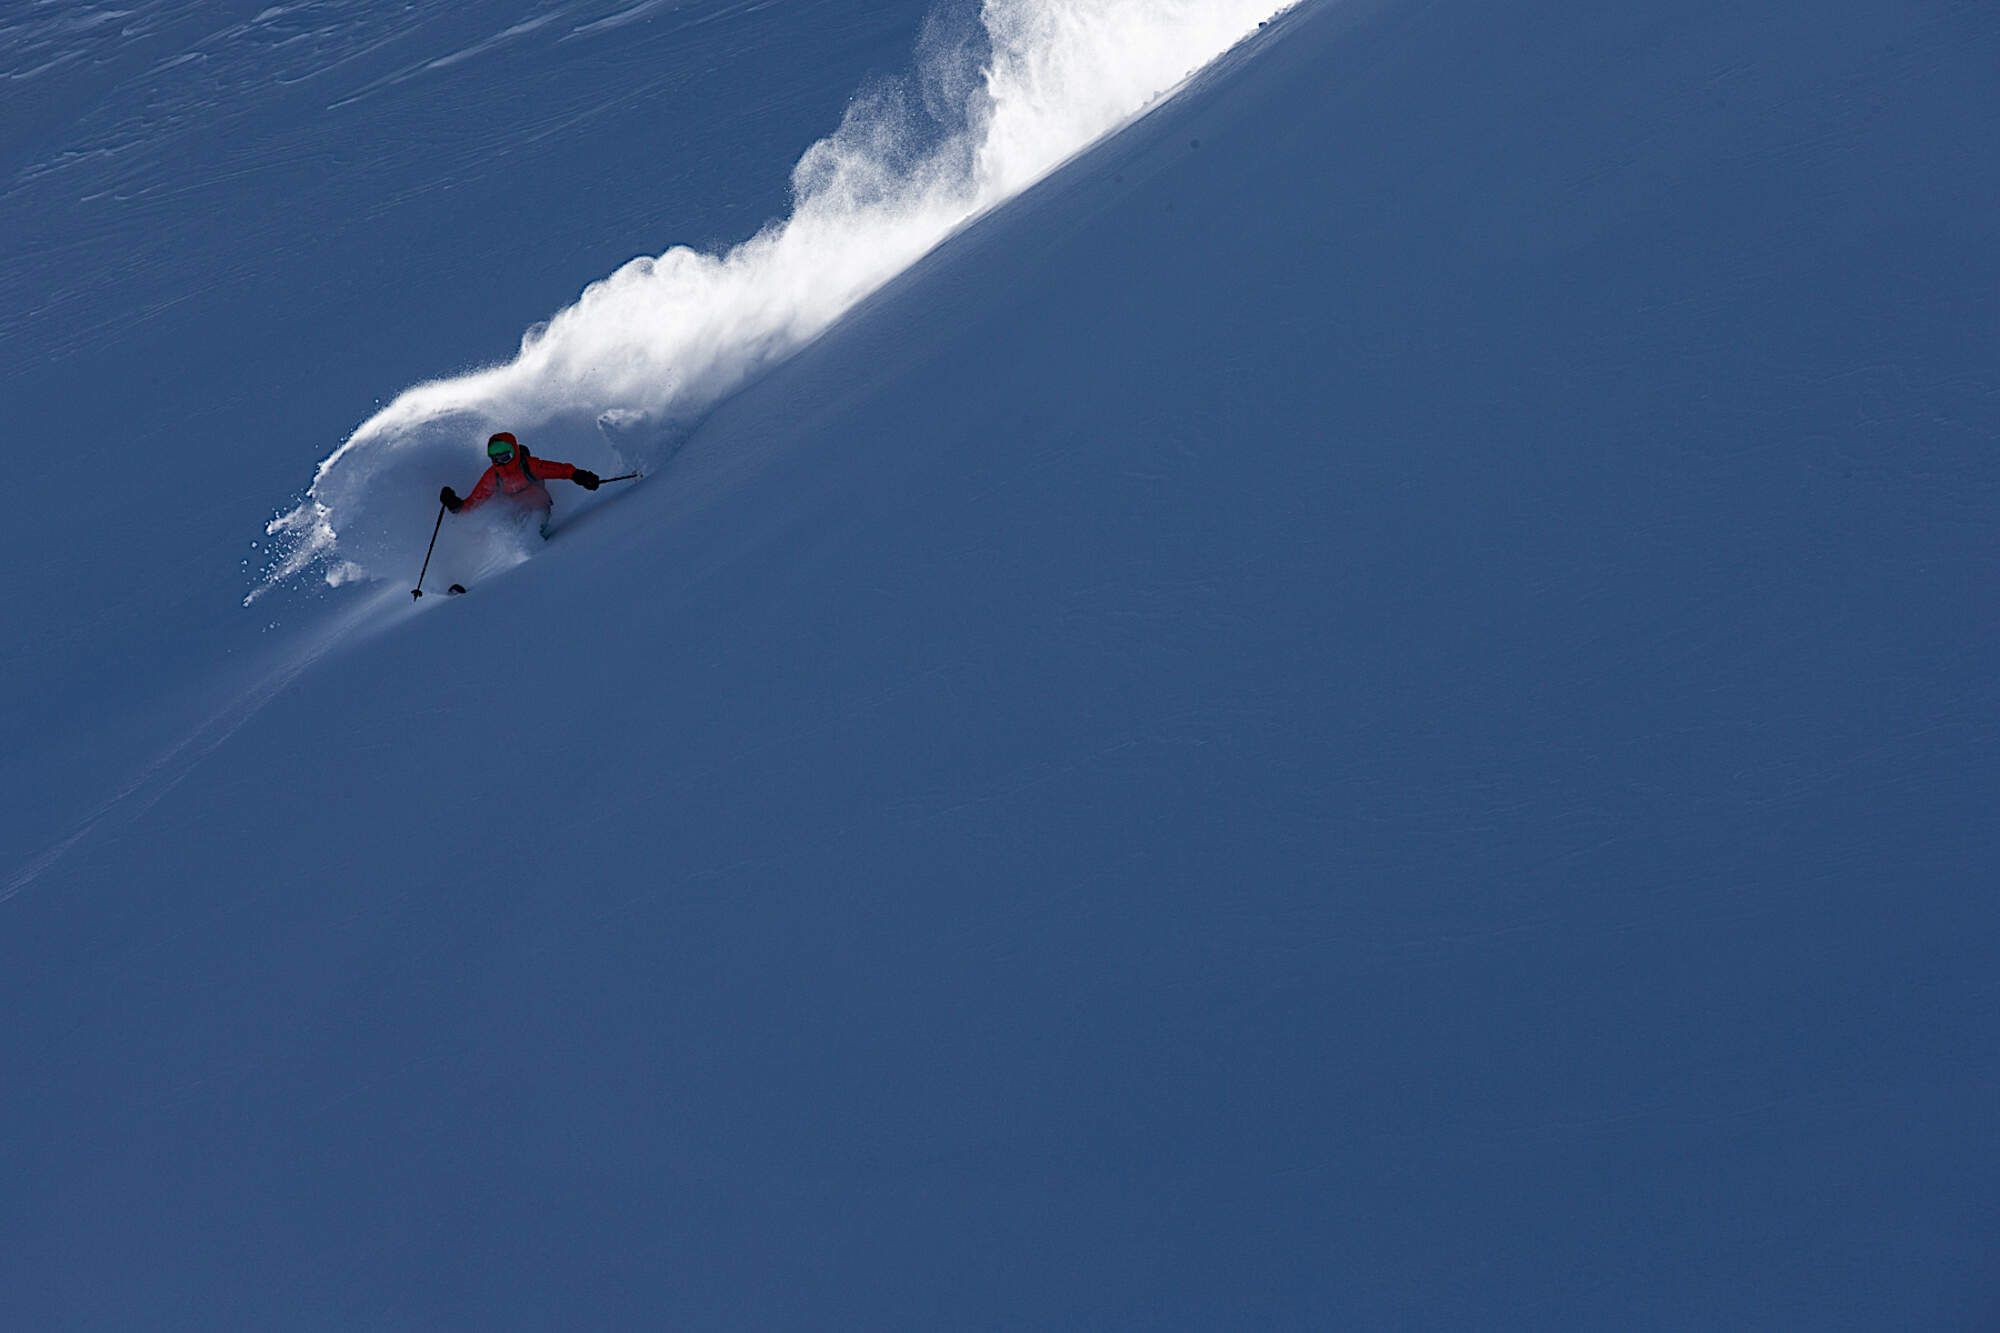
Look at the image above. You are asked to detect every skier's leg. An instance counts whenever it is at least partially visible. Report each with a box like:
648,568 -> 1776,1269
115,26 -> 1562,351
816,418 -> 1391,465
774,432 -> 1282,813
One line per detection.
530,483 -> 556,540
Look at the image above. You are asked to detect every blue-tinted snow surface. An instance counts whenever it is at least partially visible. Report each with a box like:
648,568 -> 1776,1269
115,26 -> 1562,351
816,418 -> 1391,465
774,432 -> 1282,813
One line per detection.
0,0 -> 938,846
4,0 -> 1998,1325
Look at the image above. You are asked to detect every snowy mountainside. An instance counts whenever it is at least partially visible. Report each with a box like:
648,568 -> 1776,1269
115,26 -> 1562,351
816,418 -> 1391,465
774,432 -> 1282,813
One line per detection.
1,0 -> 939,862
5,0 -> 1999,1326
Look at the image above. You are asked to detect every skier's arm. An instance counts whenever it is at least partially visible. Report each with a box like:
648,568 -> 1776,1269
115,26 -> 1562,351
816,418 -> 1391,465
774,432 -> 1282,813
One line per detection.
458,466 -> 501,512
532,457 -> 600,489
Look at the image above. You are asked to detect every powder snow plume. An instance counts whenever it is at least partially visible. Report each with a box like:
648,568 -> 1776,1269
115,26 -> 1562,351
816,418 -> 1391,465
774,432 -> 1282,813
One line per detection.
257,0 -> 1289,598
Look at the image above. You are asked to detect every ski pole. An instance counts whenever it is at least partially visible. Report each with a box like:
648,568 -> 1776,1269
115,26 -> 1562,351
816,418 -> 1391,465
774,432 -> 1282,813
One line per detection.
411,501 -> 445,599
599,472 -> 643,484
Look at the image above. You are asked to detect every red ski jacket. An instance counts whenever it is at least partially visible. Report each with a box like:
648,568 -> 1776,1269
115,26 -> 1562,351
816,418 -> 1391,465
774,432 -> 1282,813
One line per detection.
460,451 -> 577,512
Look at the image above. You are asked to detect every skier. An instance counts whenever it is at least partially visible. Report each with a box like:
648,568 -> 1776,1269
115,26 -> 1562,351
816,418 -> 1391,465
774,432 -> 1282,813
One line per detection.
440,432 -> 600,538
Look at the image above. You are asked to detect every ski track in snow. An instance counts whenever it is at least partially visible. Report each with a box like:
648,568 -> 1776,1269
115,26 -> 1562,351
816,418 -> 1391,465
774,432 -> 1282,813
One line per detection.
2,588 -> 408,903
567,0 -> 687,37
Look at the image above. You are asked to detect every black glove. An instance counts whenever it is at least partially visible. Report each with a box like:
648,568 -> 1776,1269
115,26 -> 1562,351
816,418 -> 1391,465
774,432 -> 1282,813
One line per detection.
440,486 -> 462,512
573,469 -> 600,491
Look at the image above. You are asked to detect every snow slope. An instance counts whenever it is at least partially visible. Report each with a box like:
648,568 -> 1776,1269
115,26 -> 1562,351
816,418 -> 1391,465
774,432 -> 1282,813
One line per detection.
1,0 -> 941,849
6,0 -> 1998,1326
